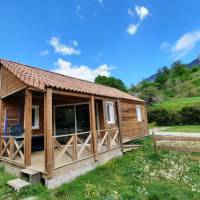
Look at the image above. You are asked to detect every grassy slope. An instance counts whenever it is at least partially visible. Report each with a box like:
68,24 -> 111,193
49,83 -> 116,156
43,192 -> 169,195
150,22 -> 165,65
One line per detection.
151,96 -> 200,111
162,125 -> 200,133
1,137 -> 200,200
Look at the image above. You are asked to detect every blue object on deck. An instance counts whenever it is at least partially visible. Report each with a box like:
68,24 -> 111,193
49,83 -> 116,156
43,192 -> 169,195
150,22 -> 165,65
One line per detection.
10,124 -> 24,137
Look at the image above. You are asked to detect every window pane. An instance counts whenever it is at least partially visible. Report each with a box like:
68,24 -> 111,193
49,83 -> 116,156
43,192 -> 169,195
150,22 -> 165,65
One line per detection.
136,105 -> 142,121
55,106 -> 75,135
106,104 -> 111,121
76,104 -> 90,133
32,108 -> 35,127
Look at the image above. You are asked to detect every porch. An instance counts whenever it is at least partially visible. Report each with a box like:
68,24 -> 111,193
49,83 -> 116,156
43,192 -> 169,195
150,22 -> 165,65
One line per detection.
0,88 -> 122,181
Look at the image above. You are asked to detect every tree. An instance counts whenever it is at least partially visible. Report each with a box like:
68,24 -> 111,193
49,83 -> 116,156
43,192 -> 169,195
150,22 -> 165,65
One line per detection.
155,66 -> 170,89
176,82 -> 198,97
95,75 -> 128,92
171,61 -> 190,80
139,86 -> 160,105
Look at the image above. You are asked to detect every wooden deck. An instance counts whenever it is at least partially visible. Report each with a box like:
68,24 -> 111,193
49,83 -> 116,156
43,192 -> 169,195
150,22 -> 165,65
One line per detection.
2,128 -> 120,174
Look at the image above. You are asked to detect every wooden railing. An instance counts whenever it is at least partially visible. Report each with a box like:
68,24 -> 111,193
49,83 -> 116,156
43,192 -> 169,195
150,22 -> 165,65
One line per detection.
53,131 -> 93,168
1,135 -> 24,164
53,128 -> 120,168
97,128 -> 120,153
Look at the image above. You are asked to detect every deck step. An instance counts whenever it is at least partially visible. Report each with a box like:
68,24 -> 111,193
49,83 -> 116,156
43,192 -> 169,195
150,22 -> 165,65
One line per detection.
7,178 -> 30,191
123,144 -> 142,153
20,169 -> 41,185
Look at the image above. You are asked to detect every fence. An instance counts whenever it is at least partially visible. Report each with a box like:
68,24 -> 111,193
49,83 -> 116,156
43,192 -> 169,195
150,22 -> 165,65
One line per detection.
152,132 -> 200,155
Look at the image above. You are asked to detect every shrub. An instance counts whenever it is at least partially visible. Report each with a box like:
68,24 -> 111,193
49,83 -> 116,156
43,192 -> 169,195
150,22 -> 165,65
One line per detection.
148,105 -> 200,126
180,105 -> 200,125
148,109 -> 180,126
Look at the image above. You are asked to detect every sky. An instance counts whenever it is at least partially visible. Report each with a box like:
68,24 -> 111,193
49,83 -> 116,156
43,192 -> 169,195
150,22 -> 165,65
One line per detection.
1,0 -> 200,87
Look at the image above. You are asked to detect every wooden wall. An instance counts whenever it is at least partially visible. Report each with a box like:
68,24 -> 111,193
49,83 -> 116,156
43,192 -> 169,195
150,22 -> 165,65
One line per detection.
0,66 -> 26,98
119,100 -> 148,143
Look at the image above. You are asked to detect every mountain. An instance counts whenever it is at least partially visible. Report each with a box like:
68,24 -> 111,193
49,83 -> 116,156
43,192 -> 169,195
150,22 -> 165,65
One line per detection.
145,56 -> 200,82
187,56 -> 200,68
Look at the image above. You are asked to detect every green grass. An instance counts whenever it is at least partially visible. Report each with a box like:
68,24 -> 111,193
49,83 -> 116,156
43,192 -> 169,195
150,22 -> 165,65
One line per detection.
1,137 -> 200,200
151,96 -> 200,111
162,125 -> 200,133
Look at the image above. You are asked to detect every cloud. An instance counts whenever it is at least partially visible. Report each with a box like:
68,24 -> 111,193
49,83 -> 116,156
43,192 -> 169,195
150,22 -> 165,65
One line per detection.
160,42 -> 170,50
98,52 -> 103,57
126,5 -> 149,36
71,40 -> 78,47
96,52 -> 104,61
53,58 -> 113,82
98,0 -> 104,6
161,30 -> 200,60
76,5 -> 81,11
126,24 -> 139,35
49,37 -> 81,56
128,8 -> 134,16
135,5 -> 149,21
76,5 -> 84,19
39,50 -> 49,56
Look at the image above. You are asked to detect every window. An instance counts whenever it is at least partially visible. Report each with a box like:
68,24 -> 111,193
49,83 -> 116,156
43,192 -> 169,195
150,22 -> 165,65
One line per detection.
54,103 -> 90,136
106,102 -> 115,124
136,105 -> 142,122
32,105 -> 39,129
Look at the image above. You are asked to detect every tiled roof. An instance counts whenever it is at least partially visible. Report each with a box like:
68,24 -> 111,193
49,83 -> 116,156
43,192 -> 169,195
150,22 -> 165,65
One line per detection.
0,59 -> 144,102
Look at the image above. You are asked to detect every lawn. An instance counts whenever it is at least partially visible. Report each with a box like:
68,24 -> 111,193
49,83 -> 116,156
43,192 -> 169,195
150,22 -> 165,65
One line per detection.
162,125 -> 200,133
1,137 -> 200,200
151,96 -> 200,111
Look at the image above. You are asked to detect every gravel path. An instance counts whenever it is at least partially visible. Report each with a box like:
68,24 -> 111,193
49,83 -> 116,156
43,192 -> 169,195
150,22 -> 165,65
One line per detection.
149,128 -> 200,138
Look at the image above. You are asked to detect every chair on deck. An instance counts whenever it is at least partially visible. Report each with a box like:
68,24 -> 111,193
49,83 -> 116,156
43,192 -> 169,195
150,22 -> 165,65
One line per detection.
10,124 -> 24,137
9,124 -> 24,146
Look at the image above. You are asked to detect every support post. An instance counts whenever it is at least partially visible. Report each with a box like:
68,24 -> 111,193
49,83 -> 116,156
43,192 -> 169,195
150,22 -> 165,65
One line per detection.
117,99 -> 123,152
44,88 -> 53,178
0,99 -> 4,159
24,89 -> 32,166
89,95 -> 98,160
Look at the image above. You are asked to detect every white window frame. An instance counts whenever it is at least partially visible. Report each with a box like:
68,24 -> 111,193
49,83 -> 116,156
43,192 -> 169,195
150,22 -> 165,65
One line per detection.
32,105 -> 39,129
106,101 -> 115,124
136,105 -> 142,122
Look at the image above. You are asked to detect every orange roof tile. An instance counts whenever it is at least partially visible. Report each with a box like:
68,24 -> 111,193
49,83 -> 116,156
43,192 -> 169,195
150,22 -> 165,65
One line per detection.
0,59 -> 144,102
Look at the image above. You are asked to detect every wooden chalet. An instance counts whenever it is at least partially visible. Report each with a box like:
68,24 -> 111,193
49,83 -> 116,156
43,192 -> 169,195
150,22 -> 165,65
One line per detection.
0,59 -> 148,188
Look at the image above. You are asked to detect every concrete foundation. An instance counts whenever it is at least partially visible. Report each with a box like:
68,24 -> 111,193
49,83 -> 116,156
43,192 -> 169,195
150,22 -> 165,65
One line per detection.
0,148 -> 122,189
45,148 -> 122,189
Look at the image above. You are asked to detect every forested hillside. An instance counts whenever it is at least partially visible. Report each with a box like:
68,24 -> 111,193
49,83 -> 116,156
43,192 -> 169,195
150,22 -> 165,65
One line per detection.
131,61 -> 200,105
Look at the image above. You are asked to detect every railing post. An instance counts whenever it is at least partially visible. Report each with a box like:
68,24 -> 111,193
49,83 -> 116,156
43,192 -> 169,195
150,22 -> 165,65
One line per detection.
9,137 -> 14,160
89,95 -> 98,160
44,88 -> 53,178
24,89 -> 32,166
72,134 -> 77,160
107,131 -> 111,149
